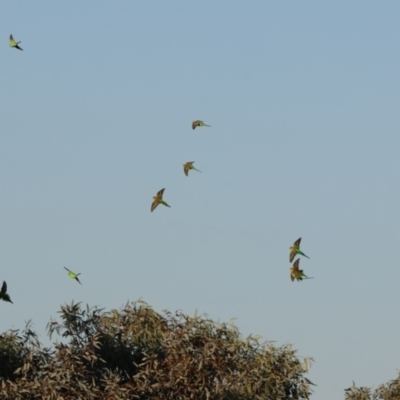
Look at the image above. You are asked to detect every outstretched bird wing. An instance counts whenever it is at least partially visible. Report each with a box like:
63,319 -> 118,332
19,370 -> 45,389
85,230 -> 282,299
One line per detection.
157,188 -> 165,198
294,238 -> 301,248
0,281 -> 6,295
183,164 -> 189,176
151,200 -> 158,212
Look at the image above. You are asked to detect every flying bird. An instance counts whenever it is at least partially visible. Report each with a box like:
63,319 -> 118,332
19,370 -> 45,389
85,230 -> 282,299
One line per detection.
192,120 -> 211,130
64,267 -> 82,284
9,34 -> 23,51
290,259 -> 313,282
0,281 -> 13,303
183,161 -> 202,176
151,188 -> 171,212
289,237 -> 310,263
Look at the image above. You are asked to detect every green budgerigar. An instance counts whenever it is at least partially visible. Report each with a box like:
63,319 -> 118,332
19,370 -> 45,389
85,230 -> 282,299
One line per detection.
64,267 -> 82,284
0,281 -> 13,303
10,34 -> 23,51
289,237 -> 310,262
183,161 -> 202,176
192,120 -> 211,130
151,188 -> 171,212
290,259 -> 313,282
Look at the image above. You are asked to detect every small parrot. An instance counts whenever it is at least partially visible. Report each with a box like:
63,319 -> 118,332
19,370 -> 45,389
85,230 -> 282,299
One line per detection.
10,34 -> 23,51
289,237 -> 310,263
192,120 -> 211,130
290,259 -> 313,282
64,267 -> 82,284
183,161 -> 202,176
151,188 -> 171,212
0,281 -> 13,303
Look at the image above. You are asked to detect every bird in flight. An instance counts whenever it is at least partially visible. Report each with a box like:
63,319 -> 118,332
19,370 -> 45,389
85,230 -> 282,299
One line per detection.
289,237 -> 310,263
290,259 -> 313,282
151,188 -> 171,212
64,267 -> 82,284
0,281 -> 13,303
192,120 -> 211,130
10,34 -> 23,51
183,161 -> 202,176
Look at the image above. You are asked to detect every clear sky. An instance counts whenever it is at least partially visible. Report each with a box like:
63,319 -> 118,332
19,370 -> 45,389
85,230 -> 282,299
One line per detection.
1,2 -> 400,398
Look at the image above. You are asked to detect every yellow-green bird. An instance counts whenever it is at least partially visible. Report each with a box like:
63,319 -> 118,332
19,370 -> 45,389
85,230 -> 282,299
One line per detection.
10,34 -> 23,51
192,120 -> 211,130
289,237 -> 310,263
64,267 -> 82,284
0,281 -> 13,303
290,259 -> 313,282
183,161 -> 202,176
151,188 -> 171,212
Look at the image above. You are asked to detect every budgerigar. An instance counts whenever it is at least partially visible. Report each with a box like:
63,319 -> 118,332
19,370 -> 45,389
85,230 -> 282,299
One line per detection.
64,267 -> 82,284
183,161 -> 202,176
0,281 -> 13,303
151,188 -> 171,212
10,34 -> 23,51
192,120 -> 211,130
290,259 -> 313,282
289,238 -> 310,263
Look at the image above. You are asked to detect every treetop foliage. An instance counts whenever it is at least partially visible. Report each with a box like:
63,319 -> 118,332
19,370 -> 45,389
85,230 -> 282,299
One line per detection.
344,375 -> 400,400
1,300 -> 399,399
0,300 -> 314,399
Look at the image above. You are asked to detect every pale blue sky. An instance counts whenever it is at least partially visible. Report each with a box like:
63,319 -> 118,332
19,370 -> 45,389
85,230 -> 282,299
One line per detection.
1,2 -> 400,398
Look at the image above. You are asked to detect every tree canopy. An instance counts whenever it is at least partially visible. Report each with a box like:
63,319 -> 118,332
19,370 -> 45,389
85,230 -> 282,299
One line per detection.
1,300 -> 399,399
0,300 -> 314,399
